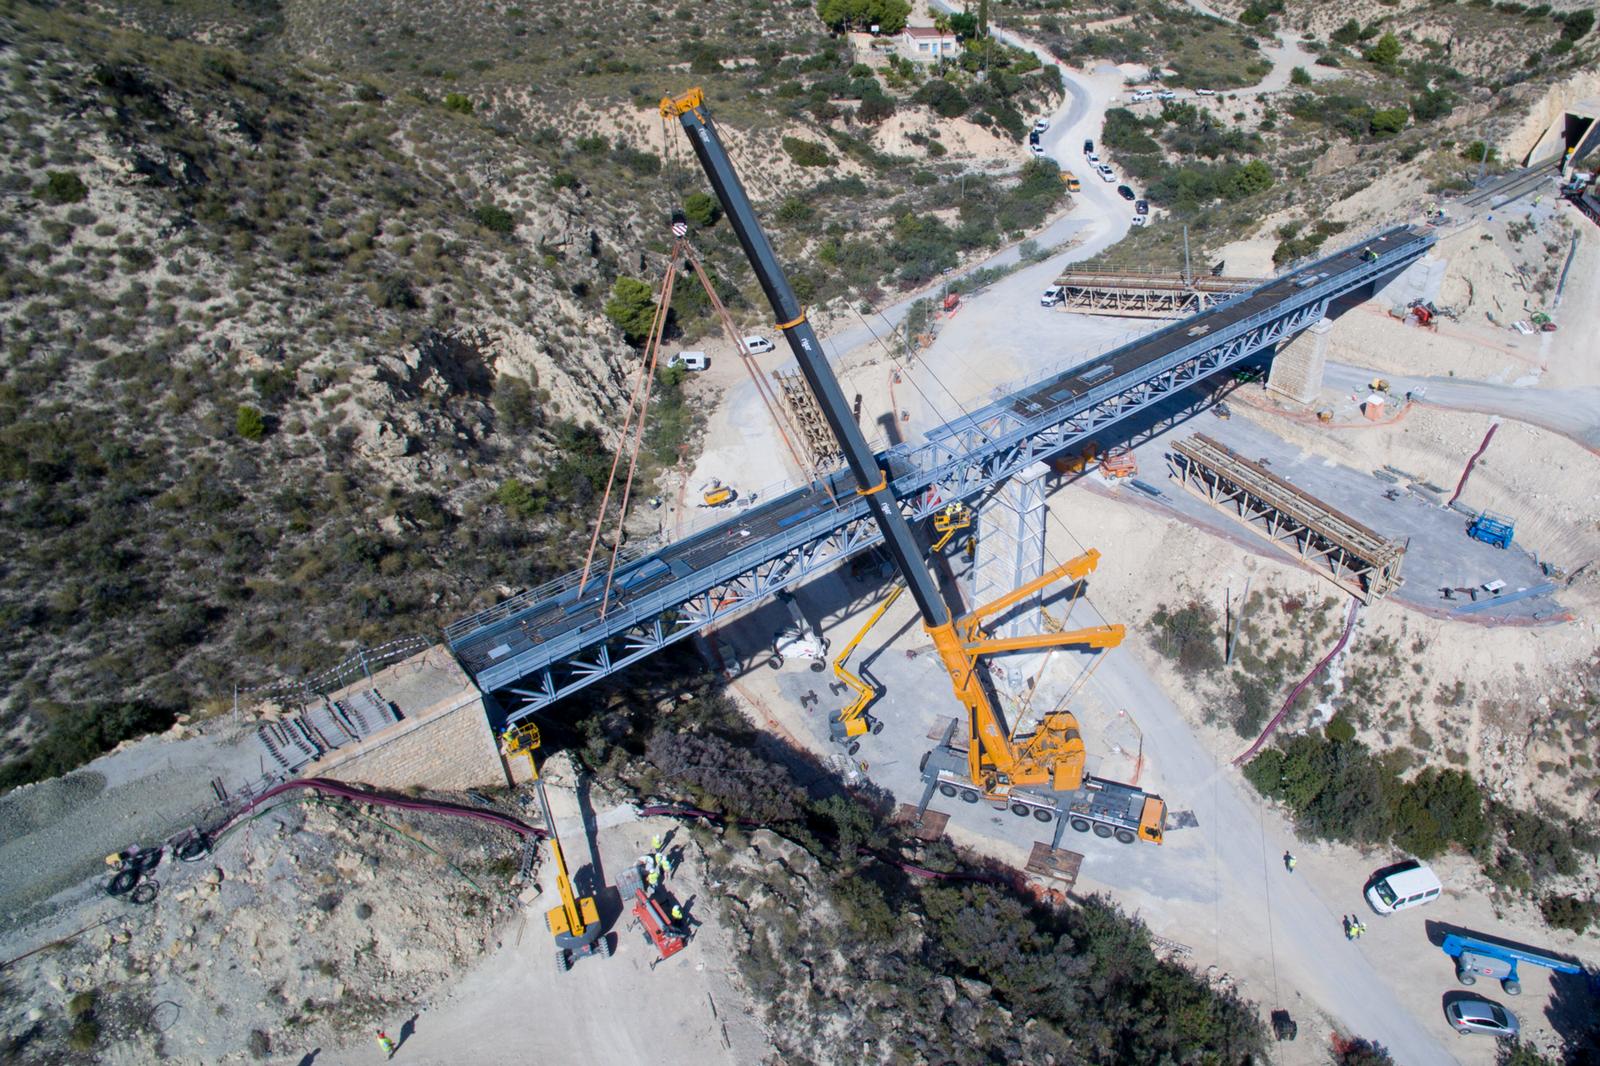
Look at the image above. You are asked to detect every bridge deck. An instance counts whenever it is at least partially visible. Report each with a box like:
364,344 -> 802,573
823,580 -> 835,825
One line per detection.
447,226 -> 1435,707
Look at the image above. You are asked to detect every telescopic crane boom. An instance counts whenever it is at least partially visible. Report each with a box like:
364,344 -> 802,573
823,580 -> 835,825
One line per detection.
661,89 -> 1147,817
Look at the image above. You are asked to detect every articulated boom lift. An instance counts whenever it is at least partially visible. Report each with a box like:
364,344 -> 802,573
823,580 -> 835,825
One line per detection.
501,724 -> 610,971
662,89 -> 1165,845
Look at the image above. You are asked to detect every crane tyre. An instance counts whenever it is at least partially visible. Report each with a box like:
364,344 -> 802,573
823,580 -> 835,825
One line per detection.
1115,829 -> 1136,844
1456,970 -> 1476,986
597,935 -> 613,959
557,950 -> 571,973
1010,802 -> 1030,817
175,837 -> 210,863
107,869 -> 139,897
1033,808 -> 1054,823
871,721 -> 884,735
1503,980 -> 1521,996
847,741 -> 860,757
1092,823 -> 1113,838
1070,817 -> 1092,833
938,783 -> 958,798
129,881 -> 159,905
959,789 -> 980,804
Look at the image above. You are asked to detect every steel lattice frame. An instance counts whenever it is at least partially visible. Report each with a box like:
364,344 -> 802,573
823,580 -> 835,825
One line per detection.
1169,435 -> 1405,604
461,228 -> 1435,716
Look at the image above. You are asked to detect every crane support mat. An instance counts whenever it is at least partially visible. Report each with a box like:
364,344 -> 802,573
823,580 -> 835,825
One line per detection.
892,804 -> 949,841
1026,843 -> 1084,888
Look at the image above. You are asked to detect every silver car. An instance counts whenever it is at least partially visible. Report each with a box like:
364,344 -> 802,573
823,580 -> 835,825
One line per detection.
1445,997 -> 1519,1038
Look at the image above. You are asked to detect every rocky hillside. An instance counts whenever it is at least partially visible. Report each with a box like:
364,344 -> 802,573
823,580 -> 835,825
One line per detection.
0,0 -> 1072,787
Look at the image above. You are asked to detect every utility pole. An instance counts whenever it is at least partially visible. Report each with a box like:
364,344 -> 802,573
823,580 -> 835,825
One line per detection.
1182,225 -> 1191,287
1478,137 -> 1490,183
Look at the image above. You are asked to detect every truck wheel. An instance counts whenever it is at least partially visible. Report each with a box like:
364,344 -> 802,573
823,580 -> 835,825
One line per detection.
1093,824 -> 1113,838
1115,829 -> 1136,844
1033,809 -> 1054,823
1070,817 -> 1091,833
1010,802 -> 1030,817
1503,979 -> 1521,996
960,789 -> 980,804
847,741 -> 860,757
939,783 -> 958,798
1456,970 -> 1476,986
556,950 -> 571,973
871,721 -> 884,735
597,934 -> 613,959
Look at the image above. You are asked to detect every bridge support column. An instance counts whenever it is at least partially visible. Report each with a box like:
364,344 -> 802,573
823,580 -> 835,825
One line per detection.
1266,316 -> 1331,405
970,461 -> 1050,696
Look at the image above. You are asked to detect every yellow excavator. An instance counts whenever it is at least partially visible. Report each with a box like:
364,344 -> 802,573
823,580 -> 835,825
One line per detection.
501,723 -> 610,971
830,504 -> 972,754
663,88 -> 1168,846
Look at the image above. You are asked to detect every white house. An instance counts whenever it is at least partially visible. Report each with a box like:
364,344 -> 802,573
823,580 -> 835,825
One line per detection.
897,25 -> 961,62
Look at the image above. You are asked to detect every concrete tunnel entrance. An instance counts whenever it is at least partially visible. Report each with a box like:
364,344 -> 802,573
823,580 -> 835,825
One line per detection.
1525,98 -> 1600,174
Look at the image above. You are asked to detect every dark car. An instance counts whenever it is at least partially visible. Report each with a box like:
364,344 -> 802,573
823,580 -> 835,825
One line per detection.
1445,997 -> 1519,1038
1083,138 -> 1094,154
1029,130 -> 1041,145
1117,185 -> 1136,201
1135,199 -> 1149,215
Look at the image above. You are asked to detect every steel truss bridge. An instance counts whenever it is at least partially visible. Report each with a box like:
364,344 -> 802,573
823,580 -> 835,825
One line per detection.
446,225 -> 1435,718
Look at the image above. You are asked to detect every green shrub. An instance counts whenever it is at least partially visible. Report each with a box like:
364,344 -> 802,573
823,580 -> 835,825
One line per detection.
1559,9 -> 1594,41
815,0 -> 910,34
781,137 -> 835,168
914,79 -> 968,119
236,405 -> 266,441
1289,66 -> 1311,85
474,203 -> 516,234
1150,602 -> 1223,675
491,479 -> 545,519
683,192 -> 720,228
1325,715 -> 1357,743
442,92 -> 473,113
603,276 -> 660,344
1370,107 -> 1408,136
1364,32 -> 1402,70
1539,894 -> 1598,933
0,700 -> 179,792
35,171 -> 88,204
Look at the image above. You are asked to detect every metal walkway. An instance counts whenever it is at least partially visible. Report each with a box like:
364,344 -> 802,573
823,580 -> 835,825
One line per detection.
1170,434 -> 1405,604
447,225 -> 1435,716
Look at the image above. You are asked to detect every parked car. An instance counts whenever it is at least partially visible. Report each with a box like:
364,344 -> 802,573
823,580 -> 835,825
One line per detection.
668,351 -> 709,371
742,335 -> 774,354
1030,142 -> 1045,156
1445,997 -> 1519,1038
1130,214 -> 1146,227
1117,184 -> 1136,201
1033,118 -> 1050,133
1098,165 -> 1115,181
1130,89 -> 1154,101
1028,129 -> 1041,144
1040,286 -> 1065,307
1135,199 -> 1149,215
1156,89 -> 1176,101
1082,138 -> 1094,154
1195,87 -> 1216,96
1086,152 -> 1100,165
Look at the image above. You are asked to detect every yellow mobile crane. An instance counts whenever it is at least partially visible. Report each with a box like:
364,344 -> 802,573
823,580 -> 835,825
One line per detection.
662,89 -> 1167,846
501,724 -> 611,971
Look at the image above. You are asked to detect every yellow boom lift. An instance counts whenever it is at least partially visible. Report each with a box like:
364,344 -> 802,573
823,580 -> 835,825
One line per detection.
830,504 -> 969,754
501,723 -> 610,971
662,88 -> 1168,846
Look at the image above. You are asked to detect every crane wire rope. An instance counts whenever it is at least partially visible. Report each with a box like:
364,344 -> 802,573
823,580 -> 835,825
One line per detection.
596,255 -> 683,619
577,243 -> 682,598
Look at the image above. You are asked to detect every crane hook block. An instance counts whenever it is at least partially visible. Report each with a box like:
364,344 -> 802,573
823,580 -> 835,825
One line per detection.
659,87 -> 705,118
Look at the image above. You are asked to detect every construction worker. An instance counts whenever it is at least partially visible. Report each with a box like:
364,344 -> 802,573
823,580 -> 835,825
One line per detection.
1342,916 -> 1355,941
376,1030 -> 397,1059
646,869 -> 659,891
650,834 -> 662,853
1354,919 -> 1367,939
1283,852 -> 1296,873
658,852 -> 674,880
670,903 -> 685,923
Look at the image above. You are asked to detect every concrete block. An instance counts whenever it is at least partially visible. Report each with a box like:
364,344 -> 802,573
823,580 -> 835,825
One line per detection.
1267,316 -> 1331,405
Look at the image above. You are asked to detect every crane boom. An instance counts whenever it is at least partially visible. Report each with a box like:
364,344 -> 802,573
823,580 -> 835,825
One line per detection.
661,89 -> 1128,803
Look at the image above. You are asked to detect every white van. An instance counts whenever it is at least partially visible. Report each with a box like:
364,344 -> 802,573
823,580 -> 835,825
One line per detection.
1040,286 -> 1064,307
742,335 -> 774,354
1131,89 -> 1154,102
1364,859 -> 1442,914
668,351 -> 709,371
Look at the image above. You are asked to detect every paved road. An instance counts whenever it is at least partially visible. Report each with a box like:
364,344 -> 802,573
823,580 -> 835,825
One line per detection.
1323,361 -> 1600,452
